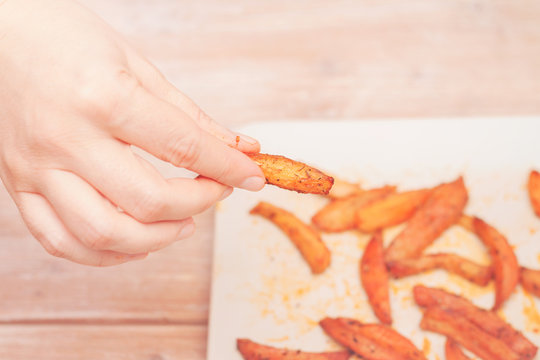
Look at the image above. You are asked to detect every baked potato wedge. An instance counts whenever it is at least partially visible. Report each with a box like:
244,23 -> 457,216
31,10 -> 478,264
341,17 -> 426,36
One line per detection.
248,153 -> 334,195
312,186 -> 396,232
387,253 -> 492,286
360,231 -> 392,324
414,286 -> 537,359
528,170 -> 540,218
445,339 -> 471,360
385,177 -> 468,262
520,267 -> 540,298
471,217 -> 519,310
250,201 -> 330,274
355,189 -> 431,233
420,307 -> 520,360
237,339 -> 351,360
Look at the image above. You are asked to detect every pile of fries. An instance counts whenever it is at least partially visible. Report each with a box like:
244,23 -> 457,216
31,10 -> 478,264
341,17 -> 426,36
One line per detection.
237,154 -> 540,360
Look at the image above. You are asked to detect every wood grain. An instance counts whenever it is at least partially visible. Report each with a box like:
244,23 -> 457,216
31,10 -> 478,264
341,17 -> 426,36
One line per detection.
1,0 -> 540,358
0,325 -> 207,360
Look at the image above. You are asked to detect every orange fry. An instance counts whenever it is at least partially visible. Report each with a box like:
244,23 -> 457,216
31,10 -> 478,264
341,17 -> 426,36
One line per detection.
360,231 -> 392,324
445,339 -> 471,360
320,317 -> 424,360
250,201 -> 330,274
328,178 -> 363,199
521,267 -> 540,298
355,189 -> 431,233
420,307 -> 520,360
457,214 -> 474,232
237,339 -> 351,360
387,253 -> 492,286
248,153 -> 334,195
312,186 -> 396,232
385,177 -> 468,262
471,217 -> 519,310
528,170 -> 540,218
414,286 -> 537,359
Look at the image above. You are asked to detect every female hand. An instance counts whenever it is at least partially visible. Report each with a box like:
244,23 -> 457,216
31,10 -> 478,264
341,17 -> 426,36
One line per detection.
0,0 -> 265,266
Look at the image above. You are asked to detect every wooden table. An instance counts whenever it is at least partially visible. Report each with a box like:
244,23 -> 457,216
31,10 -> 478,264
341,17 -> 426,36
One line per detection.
1,1 -> 539,359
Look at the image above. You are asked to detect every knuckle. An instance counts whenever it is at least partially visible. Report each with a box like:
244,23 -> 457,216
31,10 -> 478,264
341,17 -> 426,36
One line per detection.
130,187 -> 168,222
165,128 -> 202,168
84,218 -> 114,250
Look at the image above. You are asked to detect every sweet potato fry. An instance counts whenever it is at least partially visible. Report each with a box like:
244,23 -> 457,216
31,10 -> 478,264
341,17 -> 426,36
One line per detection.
528,170 -> 540,218
237,339 -> 351,360
521,267 -> 540,298
445,339 -> 471,360
328,178 -> 363,199
471,217 -> 519,310
355,189 -> 431,233
420,307 -> 520,360
319,317 -> 422,360
250,201 -> 330,274
414,286 -> 537,359
248,153 -> 334,195
360,231 -> 392,324
384,177 -> 468,262
457,214 -> 474,232
334,318 -> 426,360
312,186 -> 396,232
387,253 -> 493,286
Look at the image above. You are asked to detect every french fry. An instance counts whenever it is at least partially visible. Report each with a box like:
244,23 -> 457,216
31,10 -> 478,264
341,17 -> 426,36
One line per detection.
355,189 -> 431,233
334,318 -> 426,360
445,339 -> 471,360
360,231 -> 392,324
236,339 -> 351,360
457,214 -> 474,232
328,178 -> 363,199
420,307 -> 520,360
471,217 -> 519,310
528,170 -> 540,218
312,186 -> 396,232
387,253 -> 493,286
319,317 -> 423,360
521,267 -> 540,298
250,201 -> 330,274
414,286 -> 537,359
384,177 -> 468,262
248,153 -> 334,195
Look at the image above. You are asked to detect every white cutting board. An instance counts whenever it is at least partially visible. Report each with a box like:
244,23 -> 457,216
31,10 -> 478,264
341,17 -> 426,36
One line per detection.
208,118 -> 540,360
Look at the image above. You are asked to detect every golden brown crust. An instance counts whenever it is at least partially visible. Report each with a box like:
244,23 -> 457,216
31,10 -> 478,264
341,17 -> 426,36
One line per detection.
387,253 -> 493,286
360,231 -> 392,324
248,153 -> 334,195
250,201 -> 330,274
384,177 -> 468,262
312,186 -> 396,232
237,339 -> 351,360
528,170 -> 540,218
355,189 -> 431,233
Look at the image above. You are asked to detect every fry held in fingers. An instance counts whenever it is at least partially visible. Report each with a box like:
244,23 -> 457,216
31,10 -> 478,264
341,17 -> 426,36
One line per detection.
528,170 -> 540,218
360,231 -> 392,324
520,267 -> 540,298
385,177 -> 468,262
250,201 -> 331,274
387,253 -> 493,286
355,188 -> 431,233
414,285 -> 537,359
237,339 -> 351,360
312,186 -> 396,232
248,153 -> 334,195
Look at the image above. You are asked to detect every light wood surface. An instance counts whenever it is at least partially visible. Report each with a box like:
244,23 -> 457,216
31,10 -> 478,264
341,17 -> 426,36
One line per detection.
1,0 -> 539,359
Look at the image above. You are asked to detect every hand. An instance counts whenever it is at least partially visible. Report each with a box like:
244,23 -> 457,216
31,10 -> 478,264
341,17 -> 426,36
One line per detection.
0,0 -> 264,266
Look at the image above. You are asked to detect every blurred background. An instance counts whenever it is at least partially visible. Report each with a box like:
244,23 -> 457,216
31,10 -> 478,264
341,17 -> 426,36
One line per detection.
0,1 -> 539,359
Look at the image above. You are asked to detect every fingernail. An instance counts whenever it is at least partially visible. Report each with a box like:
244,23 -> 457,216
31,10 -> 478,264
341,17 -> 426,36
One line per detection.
178,222 -> 196,240
239,176 -> 266,191
219,187 -> 233,201
236,133 -> 258,145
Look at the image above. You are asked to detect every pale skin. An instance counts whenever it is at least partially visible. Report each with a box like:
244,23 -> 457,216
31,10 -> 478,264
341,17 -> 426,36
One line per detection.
0,0 -> 265,266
